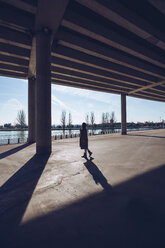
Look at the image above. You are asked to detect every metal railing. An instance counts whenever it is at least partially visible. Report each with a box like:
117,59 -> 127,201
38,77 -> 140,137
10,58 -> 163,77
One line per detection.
0,130 -> 115,145
0,137 -> 28,145
0,127 -> 164,145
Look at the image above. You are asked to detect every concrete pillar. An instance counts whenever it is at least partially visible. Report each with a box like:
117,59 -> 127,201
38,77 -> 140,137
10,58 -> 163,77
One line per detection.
36,27 -> 51,154
121,94 -> 127,135
28,77 -> 36,143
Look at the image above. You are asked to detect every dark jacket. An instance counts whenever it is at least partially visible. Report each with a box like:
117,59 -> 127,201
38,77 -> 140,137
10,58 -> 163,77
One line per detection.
80,128 -> 88,149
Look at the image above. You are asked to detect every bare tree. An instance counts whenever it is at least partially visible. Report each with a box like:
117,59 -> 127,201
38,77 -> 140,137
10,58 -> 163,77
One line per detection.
61,110 -> 66,135
68,112 -> 72,127
90,112 -> 95,134
110,111 -> 116,131
105,112 -> 109,124
102,112 -> 105,133
85,113 -> 89,126
17,110 -> 26,128
68,112 -> 72,136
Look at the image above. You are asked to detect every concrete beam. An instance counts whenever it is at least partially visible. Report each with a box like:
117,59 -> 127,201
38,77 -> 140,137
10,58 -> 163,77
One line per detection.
0,54 -> 29,67
0,62 -> 27,73
154,84 -> 165,90
131,92 -> 165,103
145,86 -> 165,94
0,38 -> 31,51
148,0 -> 165,15
52,46 -> 160,83
28,77 -> 36,143
0,1 -> 35,29
51,70 -> 136,91
52,79 -> 124,95
75,0 -> 165,51
51,56 -> 147,87
128,80 -> 165,94
51,74 -> 128,93
0,42 -> 30,58
62,10 -> 165,69
143,89 -> 165,98
133,89 -> 165,100
51,55 -> 165,100
121,94 -> 127,135
0,26 -> 31,48
53,73 -> 165,101
57,29 -> 165,79
0,69 -> 26,79
0,0 -> 37,14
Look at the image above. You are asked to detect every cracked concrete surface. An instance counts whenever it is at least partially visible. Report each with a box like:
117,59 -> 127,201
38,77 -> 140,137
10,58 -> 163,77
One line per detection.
0,130 -> 165,247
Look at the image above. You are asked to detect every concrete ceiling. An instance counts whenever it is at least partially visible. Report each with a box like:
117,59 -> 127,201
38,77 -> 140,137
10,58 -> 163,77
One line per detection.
0,0 -> 165,102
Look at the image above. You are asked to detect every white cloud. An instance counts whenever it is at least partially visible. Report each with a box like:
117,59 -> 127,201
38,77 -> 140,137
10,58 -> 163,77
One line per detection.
51,93 -> 83,124
52,84 -> 120,106
1,98 -> 23,111
21,79 -> 28,84
52,94 -> 66,108
88,103 -> 94,108
51,85 -> 121,124
0,98 -> 25,125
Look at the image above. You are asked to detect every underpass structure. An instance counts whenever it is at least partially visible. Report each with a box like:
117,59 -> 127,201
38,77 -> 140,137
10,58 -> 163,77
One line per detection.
0,0 -> 165,153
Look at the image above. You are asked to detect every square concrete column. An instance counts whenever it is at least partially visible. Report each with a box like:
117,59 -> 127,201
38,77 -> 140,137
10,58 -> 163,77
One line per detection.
121,94 -> 127,135
28,77 -> 36,143
36,28 -> 52,154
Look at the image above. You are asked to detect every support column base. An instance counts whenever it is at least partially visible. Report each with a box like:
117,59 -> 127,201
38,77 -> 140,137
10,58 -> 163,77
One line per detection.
36,145 -> 51,155
121,94 -> 127,136
27,138 -> 35,143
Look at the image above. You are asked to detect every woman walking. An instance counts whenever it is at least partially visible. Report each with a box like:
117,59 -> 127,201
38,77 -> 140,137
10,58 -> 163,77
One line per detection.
80,122 -> 92,158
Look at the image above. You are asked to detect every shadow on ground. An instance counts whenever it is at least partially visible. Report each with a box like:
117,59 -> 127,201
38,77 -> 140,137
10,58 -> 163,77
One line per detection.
128,133 -> 165,139
0,154 -> 50,247
0,143 -> 31,159
0,158 -> 165,247
84,157 -> 112,191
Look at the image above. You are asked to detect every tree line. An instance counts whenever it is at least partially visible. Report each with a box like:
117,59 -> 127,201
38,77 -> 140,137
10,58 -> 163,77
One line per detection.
59,110 -> 116,133
1,110 -> 27,129
0,109 -> 124,131
1,109 -> 164,130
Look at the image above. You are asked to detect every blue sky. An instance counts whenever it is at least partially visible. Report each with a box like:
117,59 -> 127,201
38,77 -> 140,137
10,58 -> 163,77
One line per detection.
0,76 -> 165,125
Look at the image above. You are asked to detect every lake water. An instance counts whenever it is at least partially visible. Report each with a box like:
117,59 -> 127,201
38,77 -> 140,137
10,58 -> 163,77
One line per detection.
0,127 -> 158,145
0,129 -> 113,145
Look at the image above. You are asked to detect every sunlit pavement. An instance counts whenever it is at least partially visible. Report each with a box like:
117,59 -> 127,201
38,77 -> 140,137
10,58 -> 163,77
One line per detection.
0,129 -> 165,248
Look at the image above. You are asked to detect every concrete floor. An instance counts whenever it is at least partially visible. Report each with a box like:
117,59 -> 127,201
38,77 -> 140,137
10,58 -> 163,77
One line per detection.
0,129 -> 165,248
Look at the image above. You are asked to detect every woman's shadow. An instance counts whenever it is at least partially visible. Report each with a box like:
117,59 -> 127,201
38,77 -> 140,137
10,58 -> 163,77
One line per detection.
83,156 -> 112,191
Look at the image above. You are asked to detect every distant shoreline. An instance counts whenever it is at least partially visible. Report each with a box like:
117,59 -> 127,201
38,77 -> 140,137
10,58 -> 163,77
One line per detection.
0,127 -> 81,131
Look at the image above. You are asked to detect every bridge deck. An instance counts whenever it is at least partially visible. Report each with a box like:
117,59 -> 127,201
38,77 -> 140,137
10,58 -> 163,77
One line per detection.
1,0 -> 165,102
0,129 -> 165,247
